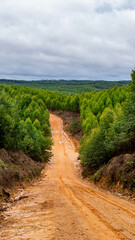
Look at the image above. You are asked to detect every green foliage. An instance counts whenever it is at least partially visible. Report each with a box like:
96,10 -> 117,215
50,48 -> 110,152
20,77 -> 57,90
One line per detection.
33,119 -> 41,130
0,92 -> 18,149
42,124 -> 50,136
80,128 -> 106,167
21,121 -> 52,161
100,108 -> 115,131
126,160 -> 134,167
82,111 -> 98,134
0,85 -> 52,162
80,70 -> 135,168
68,120 -> 81,135
0,159 -> 6,170
91,168 -> 102,182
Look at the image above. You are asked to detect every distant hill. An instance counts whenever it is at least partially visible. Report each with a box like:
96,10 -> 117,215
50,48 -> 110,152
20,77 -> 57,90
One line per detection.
0,79 -> 130,94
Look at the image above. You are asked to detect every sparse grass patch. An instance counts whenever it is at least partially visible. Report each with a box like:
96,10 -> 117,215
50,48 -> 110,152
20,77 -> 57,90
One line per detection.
90,168 -> 103,182
0,159 -> 6,170
68,120 -> 81,135
126,160 -> 134,167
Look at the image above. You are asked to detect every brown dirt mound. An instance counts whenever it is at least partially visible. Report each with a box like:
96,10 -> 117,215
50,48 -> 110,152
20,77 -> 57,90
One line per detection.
0,149 -> 44,202
92,153 -> 135,196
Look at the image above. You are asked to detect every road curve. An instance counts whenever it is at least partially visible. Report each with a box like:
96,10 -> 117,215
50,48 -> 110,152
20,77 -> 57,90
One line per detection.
0,113 -> 135,240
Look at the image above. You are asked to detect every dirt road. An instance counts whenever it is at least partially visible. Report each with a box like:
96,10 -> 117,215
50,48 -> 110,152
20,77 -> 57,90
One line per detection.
0,113 -> 135,240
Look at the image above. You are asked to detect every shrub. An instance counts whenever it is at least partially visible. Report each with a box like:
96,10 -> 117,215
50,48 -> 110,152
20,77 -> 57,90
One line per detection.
68,120 -> 81,135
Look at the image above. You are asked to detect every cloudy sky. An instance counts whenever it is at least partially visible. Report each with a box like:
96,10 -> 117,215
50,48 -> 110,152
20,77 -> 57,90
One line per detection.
0,0 -> 135,80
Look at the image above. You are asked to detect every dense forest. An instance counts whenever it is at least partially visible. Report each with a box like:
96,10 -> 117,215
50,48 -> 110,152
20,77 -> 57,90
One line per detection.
0,79 -> 130,94
0,85 -> 52,161
79,85 -> 130,168
0,71 -> 134,176
79,71 -> 134,173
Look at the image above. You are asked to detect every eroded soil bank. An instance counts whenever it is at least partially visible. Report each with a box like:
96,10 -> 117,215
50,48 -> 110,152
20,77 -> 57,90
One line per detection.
0,150 -> 44,204
92,153 -> 135,196
0,113 -> 135,240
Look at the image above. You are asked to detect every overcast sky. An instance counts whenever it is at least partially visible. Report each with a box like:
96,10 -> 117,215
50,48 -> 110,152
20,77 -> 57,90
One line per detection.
0,0 -> 135,80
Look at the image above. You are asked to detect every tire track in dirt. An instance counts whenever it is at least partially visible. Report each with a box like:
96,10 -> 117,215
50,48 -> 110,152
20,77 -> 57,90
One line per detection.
59,177 -> 131,240
53,114 -> 135,240
62,131 -> 135,218
57,133 -> 132,239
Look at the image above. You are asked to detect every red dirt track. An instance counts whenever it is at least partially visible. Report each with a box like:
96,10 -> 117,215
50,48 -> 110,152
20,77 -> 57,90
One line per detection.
0,113 -> 135,240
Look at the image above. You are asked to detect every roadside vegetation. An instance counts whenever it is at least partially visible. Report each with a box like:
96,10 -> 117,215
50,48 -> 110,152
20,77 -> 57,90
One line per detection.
0,85 -> 52,161
79,71 -> 134,170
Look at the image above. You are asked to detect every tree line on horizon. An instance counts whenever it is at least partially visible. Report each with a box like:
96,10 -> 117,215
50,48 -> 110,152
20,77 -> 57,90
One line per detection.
0,79 -> 130,94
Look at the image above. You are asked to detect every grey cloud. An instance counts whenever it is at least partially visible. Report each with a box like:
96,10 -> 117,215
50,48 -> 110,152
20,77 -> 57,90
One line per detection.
0,0 -> 134,80
118,0 -> 135,10
95,3 -> 113,14
95,0 -> 135,13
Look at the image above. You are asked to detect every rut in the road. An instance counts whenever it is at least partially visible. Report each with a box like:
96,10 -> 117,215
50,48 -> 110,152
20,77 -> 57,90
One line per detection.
0,113 -> 135,240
